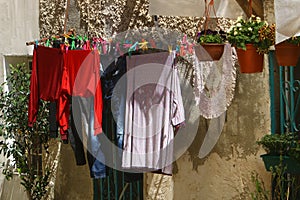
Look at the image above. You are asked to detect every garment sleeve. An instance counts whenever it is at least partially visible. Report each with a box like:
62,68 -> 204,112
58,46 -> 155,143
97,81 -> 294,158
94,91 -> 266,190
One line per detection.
94,82 -> 103,135
171,68 -> 185,127
93,51 -> 103,135
28,47 -> 39,127
57,59 -> 70,140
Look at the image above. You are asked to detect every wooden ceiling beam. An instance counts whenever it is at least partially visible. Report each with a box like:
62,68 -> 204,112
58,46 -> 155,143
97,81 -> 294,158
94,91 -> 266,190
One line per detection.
235,0 -> 264,19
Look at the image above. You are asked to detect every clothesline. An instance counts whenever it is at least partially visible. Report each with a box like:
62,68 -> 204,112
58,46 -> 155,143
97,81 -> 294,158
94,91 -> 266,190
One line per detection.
26,30 -> 75,46
26,32 -> 196,57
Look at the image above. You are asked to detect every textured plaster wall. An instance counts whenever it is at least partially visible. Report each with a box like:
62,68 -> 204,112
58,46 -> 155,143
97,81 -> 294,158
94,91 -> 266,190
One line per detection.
0,0 -> 39,83
0,0 -> 39,199
39,0 -> 275,199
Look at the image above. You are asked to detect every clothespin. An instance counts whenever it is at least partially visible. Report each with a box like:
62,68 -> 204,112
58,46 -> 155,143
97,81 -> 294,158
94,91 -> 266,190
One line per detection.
64,34 -> 70,39
128,41 -> 139,52
180,45 -> 186,56
168,45 -> 173,53
123,40 -> 132,49
149,39 -> 156,48
139,39 -> 148,51
83,40 -> 91,50
115,42 -> 124,56
35,40 -> 39,47
77,35 -> 83,42
187,43 -> 195,54
175,45 -> 180,55
182,35 -> 188,45
46,39 -> 50,47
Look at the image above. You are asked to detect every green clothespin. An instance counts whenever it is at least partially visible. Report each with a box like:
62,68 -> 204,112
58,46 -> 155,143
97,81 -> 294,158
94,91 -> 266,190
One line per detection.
46,39 -> 50,47
77,35 -> 83,42
71,40 -> 76,50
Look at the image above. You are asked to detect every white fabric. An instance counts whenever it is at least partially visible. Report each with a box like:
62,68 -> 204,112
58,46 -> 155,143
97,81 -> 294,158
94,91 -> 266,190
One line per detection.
122,52 -> 185,175
275,0 -> 300,44
192,43 -> 237,119
149,0 -> 244,18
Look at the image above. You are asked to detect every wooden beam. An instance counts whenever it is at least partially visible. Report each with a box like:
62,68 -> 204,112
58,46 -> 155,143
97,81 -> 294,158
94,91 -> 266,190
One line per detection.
235,0 -> 264,19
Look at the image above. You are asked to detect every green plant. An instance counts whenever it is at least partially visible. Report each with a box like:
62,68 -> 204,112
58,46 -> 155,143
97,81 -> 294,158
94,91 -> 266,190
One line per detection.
227,15 -> 275,54
257,132 -> 298,156
0,63 -> 50,200
250,171 -> 269,200
287,36 -> 300,46
197,29 -> 226,44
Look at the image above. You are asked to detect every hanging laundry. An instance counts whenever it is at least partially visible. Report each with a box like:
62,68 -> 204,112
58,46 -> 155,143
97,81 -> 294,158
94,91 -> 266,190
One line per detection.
28,45 -> 64,127
122,51 -> 185,175
58,49 -> 103,141
101,53 -> 143,182
71,96 -> 107,179
192,43 -> 236,119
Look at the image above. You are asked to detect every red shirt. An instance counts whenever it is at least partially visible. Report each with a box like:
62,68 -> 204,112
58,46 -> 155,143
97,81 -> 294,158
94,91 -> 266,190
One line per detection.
28,46 -> 64,127
58,50 -> 103,138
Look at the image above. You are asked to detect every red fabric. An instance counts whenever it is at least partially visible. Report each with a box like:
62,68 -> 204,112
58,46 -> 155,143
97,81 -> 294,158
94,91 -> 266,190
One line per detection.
28,46 -> 64,127
28,47 -> 38,126
58,50 -> 103,135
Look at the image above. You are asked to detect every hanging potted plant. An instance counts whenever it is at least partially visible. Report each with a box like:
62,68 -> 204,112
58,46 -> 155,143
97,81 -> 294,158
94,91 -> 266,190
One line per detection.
275,36 -> 300,66
196,29 -> 227,61
227,16 -> 275,73
257,132 -> 300,174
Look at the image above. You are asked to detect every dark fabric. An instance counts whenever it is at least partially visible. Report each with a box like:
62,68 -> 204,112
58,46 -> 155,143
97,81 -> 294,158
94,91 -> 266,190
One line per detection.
101,54 -> 143,183
70,96 -> 106,179
48,102 -> 58,138
69,107 -> 86,165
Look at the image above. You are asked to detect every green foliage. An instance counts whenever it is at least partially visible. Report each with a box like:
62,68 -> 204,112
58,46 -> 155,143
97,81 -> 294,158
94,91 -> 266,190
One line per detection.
197,29 -> 226,44
287,36 -> 300,46
250,171 -> 269,200
270,159 -> 300,200
227,15 -> 275,54
198,34 -> 224,44
0,63 -> 50,200
257,132 -> 298,156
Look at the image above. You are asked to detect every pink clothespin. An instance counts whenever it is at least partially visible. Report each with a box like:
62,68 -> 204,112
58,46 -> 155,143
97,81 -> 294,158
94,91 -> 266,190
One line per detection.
123,43 -> 132,49
116,42 -> 124,56
187,43 -> 195,54
180,45 -> 186,56
182,35 -> 188,45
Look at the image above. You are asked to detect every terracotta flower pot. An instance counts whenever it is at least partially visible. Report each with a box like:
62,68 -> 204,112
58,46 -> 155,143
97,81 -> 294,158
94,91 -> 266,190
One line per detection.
275,41 -> 300,66
236,44 -> 264,73
195,44 -> 224,61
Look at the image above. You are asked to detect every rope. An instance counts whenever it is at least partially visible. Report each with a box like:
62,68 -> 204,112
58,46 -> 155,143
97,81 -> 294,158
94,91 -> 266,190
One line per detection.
203,0 -> 217,35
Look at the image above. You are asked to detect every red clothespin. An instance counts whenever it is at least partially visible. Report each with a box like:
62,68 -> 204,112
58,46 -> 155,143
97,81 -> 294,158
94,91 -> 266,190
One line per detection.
149,39 -> 156,48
